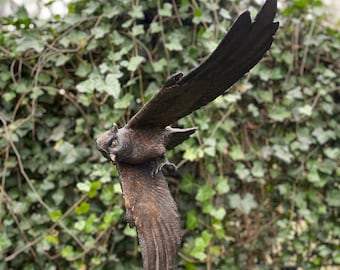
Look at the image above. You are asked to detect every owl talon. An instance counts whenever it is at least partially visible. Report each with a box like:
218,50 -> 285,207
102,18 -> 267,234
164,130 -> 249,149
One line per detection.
153,156 -> 177,177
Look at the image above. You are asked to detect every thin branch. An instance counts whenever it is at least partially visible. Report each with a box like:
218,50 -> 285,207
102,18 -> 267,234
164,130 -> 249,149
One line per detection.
5,194 -> 88,261
0,113 -> 87,254
0,144 -> 10,227
1,189 -> 41,265
171,0 -> 183,26
300,20 -> 315,77
0,113 -> 50,211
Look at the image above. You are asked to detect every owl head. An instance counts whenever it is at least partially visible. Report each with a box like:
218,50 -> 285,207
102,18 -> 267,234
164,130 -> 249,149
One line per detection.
96,124 -> 122,162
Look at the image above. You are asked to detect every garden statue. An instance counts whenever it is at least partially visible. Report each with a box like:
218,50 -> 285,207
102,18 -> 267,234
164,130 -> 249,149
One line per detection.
96,0 -> 278,269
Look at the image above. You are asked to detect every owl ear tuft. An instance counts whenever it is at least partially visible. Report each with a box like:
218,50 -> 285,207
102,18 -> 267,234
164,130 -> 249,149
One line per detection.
111,123 -> 118,133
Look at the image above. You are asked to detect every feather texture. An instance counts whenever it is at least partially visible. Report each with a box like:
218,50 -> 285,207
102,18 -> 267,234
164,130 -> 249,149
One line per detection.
127,0 -> 278,129
117,161 -> 181,270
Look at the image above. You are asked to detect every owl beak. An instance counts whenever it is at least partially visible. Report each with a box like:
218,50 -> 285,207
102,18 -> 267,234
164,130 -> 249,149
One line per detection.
110,154 -> 116,163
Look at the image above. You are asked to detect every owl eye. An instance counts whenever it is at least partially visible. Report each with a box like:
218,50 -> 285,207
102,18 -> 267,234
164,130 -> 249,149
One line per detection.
109,137 -> 118,147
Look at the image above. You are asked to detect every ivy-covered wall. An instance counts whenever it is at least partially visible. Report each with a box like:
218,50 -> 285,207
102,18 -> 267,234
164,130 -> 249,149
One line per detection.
0,0 -> 339,269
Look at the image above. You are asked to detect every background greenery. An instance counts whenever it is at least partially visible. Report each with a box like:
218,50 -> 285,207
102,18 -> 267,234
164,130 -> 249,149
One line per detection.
0,0 -> 339,269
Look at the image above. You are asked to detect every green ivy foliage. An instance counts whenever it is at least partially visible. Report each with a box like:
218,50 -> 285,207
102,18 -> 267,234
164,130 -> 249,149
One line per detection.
0,0 -> 339,269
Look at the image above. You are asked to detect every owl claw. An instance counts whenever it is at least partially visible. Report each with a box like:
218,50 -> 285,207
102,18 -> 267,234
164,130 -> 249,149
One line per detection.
153,156 -> 177,177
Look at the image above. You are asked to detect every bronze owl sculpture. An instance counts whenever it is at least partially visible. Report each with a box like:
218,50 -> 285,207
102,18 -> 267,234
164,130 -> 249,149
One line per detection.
96,0 -> 278,269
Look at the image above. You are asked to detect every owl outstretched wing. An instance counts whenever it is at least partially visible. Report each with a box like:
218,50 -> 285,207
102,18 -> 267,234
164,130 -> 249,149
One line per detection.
127,0 -> 278,129
117,161 -> 181,270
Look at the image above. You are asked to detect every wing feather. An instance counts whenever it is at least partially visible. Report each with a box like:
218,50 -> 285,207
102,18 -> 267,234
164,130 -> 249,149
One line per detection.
127,0 -> 278,129
117,162 -> 181,270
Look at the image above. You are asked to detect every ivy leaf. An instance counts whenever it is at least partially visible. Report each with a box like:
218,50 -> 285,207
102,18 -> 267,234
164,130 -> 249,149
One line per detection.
121,56 -> 145,72
76,62 -> 92,78
203,137 -> 216,157
193,8 -> 203,17
235,162 -> 250,180
306,167 -> 320,184
225,93 -> 241,103
88,181 -> 102,198
74,220 -> 86,231
152,58 -> 167,72
248,103 -> 259,117
115,93 -> 133,109
219,8 -> 230,19
103,4 -> 121,18
183,147 -> 204,161
291,136 -> 313,152
299,104 -> 313,116
61,245 -> 75,259
59,31 -> 87,47
49,125 -> 66,142
272,145 -> 293,163
110,206 -> 124,223
212,225 -> 227,242
229,193 -> 258,214
150,22 -> 163,33
105,73 -> 121,99
201,231 -> 212,246
326,190 -> 340,207
16,36 -> 44,53
216,177 -> 230,195
131,24 -> 144,36
158,3 -> 172,17
50,210 -> 63,222
91,23 -> 110,39
45,234 -> 59,245
52,189 -> 65,206
180,174 -> 195,194
286,87 -> 304,100
55,141 -> 79,164
254,89 -> 273,103
229,145 -> 245,160
312,127 -> 335,144
255,64 -> 271,81
55,54 -> 70,67
191,231 -> 212,261
113,182 -> 122,194
3,92 -> 16,102
75,202 -> 90,215
323,68 -> 336,79
269,106 -> 291,122
123,225 -> 137,237
271,67 -> 285,80
324,147 -> 339,159
165,31 -> 185,51
165,39 -> 183,51
31,87 -> 44,100
85,214 -> 98,233
83,1 -> 99,15
251,161 -> 265,178
186,210 -> 199,230
76,78 -> 96,93
191,247 -> 206,261
196,184 -> 216,202
77,181 -> 91,192
210,207 -> 226,220
128,5 -> 144,19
